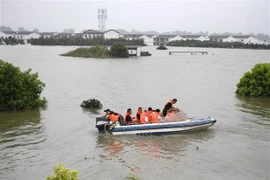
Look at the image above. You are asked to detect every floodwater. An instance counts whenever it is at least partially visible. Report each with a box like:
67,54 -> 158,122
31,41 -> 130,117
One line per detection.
0,45 -> 269,180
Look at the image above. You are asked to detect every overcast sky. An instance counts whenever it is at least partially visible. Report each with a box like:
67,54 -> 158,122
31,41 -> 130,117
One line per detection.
0,0 -> 269,34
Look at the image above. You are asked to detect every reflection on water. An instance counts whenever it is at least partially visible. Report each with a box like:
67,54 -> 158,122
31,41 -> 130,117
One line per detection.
95,130 -> 216,173
235,96 -> 270,121
0,110 -> 45,177
96,130 -> 216,160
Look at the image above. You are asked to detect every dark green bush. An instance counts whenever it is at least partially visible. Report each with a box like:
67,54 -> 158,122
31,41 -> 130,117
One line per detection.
236,63 -> 270,97
0,60 -> 47,111
110,44 -> 129,58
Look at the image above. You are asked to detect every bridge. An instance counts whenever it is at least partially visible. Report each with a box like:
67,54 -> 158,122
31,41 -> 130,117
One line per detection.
169,51 -> 208,55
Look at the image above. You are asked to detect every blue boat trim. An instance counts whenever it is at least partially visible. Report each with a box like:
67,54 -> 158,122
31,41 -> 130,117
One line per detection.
112,119 -> 216,132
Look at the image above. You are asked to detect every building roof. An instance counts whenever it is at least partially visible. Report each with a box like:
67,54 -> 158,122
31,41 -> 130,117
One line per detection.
181,35 -> 204,38
104,29 -> 119,33
40,32 -> 56,36
123,34 -> 144,38
2,31 -> 16,34
54,33 -> 74,36
209,35 -> 230,39
73,33 -> 83,37
17,31 -> 36,35
83,29 -> 104,34
232,35 -> 252,39
157,35 -> 178,38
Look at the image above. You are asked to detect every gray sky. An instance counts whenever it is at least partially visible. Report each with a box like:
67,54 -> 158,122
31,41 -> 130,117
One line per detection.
0,0 -> 269,34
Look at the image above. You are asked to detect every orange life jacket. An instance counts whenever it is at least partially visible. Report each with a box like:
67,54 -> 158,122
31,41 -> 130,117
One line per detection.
151,112 -> 159,123
140,112 -> 147,124
147,111 -> 152,122
110,112 -> 120,122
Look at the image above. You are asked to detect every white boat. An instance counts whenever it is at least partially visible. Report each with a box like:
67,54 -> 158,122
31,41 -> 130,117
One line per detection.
96,116 -> 216,135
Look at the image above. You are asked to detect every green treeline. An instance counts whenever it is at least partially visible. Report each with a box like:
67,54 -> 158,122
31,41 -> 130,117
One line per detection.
0,37 -> 25,45
167,40 -> 270,49
27,36 -> 144,46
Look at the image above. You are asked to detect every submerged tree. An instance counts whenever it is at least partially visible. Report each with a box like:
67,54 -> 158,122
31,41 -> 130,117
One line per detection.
0,60 -> 47,111
109,44 -> 129,58
236,63 -> 270,97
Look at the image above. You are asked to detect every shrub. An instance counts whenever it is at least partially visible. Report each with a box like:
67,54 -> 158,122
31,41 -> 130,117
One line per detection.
47,164 -> 79,180
80,98 -> 103,109
109,44 -> 129,58
236,63 -> 270,97
0,60 -> 47,111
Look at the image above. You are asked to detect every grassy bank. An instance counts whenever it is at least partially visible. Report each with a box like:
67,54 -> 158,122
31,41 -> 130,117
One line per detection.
61,44 -> 129,58
61,46 -> 110,58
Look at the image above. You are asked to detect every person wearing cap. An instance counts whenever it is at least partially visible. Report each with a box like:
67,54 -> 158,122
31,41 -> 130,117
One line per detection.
163,98 -> 177,116
103,109 -> 111,117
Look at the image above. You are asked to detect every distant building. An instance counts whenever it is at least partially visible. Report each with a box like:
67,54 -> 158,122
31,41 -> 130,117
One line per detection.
122,34 -> 144,40
181,35 -> 209,41
233,36 -> 258,44
104,29 -> 119,39
40,32 -> 57,38
140,35 -> 156,46
83,29 -> 104,39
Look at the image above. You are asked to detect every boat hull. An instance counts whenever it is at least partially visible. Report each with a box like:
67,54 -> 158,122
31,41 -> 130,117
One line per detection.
110,119 -> 216,135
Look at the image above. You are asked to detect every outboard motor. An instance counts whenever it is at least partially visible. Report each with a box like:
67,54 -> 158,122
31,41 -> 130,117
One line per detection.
96,117 -> 111,133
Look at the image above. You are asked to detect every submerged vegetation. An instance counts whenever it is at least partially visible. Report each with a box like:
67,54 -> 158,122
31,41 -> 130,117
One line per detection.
61,44 -> 129,58
236,63 -> 270,97
47,164 -> 79,180
167,39 -> 270,49
0,59 -> 47,111
80,98 -> 103,109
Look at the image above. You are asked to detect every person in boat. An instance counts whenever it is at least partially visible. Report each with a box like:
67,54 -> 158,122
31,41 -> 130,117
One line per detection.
140,109 -> 149,124
103,109 -> 111,117
104,109 -> 124,124
124,108 -> 136,125
163,98 -> 177,116
147,107 -> 153,123
152,109 -> 162,123
136,107 -> 142,123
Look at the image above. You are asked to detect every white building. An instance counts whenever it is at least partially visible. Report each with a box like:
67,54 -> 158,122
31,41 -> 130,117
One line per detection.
104,29 -> 119,39
139,35 -> 156,46
83,29 -> 104,39
18,32 -> 40,41
40,32 -> 57,38
123,34 -> 144,40
233,36 -> 258,44
181,35 -> 209,41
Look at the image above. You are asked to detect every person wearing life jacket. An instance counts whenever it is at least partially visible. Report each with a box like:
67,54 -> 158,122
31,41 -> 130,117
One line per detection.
163,98 -> 177,116
136,107 -> 142,123
140,110 -> 149,124
109,111 -> 121,123
147,107 -> 153,123
152,109 -> 162,123
124,108 -> 135,125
